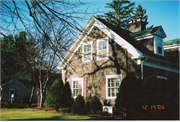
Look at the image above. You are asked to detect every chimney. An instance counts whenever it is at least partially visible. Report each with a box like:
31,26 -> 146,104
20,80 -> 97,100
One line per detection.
128,19 -> 148,32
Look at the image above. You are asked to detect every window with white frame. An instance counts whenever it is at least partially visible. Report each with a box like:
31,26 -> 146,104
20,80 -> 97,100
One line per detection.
82,41 -> 93,62
106,74 -> 121,99
9,89 -> 15,97
97,38 -> 108,60
72,78 -> 83,98
155,37 -> 164,56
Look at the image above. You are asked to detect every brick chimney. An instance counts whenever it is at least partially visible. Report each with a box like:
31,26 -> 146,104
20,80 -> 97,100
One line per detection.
128,19 -> 148,32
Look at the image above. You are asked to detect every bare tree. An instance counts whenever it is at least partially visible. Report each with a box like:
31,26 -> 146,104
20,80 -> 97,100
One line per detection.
1,0 -> 99,107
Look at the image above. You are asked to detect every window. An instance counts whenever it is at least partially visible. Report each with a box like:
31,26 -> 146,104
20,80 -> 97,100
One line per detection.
9,89 -> 15,97
106,74 -> 122,99
72,78 -> 83,98
157,38 -> 162,54
155,37 -> 164,56
97,37 -> 109,60
82,41 -> 93,62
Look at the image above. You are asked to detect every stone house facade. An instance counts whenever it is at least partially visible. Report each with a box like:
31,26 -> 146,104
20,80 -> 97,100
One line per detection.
57,16 -> 179,106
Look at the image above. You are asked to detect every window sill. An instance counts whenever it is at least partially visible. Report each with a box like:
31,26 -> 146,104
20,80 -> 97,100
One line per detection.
106,97 -> 116,99
97,57 -> 108,61
82,60 -> 92,63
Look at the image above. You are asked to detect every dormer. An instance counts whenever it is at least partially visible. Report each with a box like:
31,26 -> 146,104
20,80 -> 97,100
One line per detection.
129,25 -> 167,56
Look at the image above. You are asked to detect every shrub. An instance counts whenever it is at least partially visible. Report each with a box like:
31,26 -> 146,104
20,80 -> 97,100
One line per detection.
71,94 -> 86,114
60,108 -> 71,113
63,82 -> 73,108
90,95 -> 102,114
44,78 -> 64,111
96,110 -> 109,116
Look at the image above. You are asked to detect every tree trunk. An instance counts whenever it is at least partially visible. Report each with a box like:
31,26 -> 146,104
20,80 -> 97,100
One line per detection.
39,80 -> 43,108
29,86 -> 34,103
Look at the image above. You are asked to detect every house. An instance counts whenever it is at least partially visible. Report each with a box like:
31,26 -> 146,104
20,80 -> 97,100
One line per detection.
57,16 -> 179,106
1,70 -> 61,103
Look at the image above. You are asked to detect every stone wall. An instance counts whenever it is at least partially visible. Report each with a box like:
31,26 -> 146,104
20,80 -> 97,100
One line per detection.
64,26 -> 140,106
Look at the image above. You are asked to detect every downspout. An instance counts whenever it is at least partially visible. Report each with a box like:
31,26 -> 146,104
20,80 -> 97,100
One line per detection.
141,58 -> 148,80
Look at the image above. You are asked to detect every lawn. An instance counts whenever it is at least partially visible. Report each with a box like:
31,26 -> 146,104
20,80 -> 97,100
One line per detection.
0,108 -> 96,120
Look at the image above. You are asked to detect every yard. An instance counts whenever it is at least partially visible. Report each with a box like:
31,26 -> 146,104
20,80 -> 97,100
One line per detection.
1,108 -> 97,120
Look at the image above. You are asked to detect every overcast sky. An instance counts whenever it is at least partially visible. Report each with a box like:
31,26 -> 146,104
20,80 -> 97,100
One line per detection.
81,0 -> 180,41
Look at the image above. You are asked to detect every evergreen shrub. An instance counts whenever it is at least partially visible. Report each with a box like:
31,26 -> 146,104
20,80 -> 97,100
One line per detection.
44,78 -> 64,111
90,95 -> 102,114
71,94 -> 86,114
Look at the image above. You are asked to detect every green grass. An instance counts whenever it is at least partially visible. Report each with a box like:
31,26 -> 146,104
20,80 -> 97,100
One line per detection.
0,108 -> 96,120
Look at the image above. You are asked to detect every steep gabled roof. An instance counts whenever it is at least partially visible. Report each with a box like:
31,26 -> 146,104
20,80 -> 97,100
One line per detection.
129,26 -> 160,38
57,16 -> 172,69
1,79 -> 26,88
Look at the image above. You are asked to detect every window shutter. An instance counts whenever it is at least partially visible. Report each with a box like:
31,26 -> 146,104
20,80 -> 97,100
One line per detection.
101,76 -> 106,98
122,75 -> 126,81
68,78 -> 72,90
83,77 -> 87,98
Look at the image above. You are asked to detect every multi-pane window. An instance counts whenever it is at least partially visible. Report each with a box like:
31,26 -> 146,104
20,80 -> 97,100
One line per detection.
84,45 -> 91,61
72,79 -> 83,98
106,74 -> 121,99
97,38 -> 108,60
157,38 -> 162,54
82,41 -> 92,62
107,78 -> 120,97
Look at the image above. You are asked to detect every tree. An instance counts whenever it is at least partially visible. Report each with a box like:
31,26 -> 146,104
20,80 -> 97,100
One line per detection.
133,4 -> 148,23
44,78 -> 64,111
1,1 -> 98,107
1,31 -> 32,78
97,0 -> 135,29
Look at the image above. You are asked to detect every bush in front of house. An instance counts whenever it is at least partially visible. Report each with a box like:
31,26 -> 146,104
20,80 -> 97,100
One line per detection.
96,110 -> 109,116
90,95 -> 102,114
63,82 -> 73,108
44,78 -> 64,111
60,108 -> 71,113
71,94 -> 86,114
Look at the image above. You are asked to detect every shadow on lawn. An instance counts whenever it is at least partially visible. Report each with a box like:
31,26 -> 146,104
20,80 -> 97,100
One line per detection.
6,116 -> 96,120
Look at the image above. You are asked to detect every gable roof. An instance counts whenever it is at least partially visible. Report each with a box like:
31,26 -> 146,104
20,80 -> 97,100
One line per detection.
164,38 -> 180,46
129,26 -> 167,39
1,79 -> 26,88
57,16 -> 173,69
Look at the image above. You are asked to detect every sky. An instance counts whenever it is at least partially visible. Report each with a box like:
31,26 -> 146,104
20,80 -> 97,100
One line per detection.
80,0 -> 180,41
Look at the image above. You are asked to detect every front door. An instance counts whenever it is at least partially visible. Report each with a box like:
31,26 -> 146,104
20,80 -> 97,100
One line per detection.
9,89 -> 15,103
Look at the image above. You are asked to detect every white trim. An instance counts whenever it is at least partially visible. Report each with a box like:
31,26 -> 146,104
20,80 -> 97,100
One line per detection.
71,77 -> 83,98
143,62 -> 179,73
82,41 -> 93,62
157,75 -> 167,80
97,37 -> 109,60
134,34 -> 153,41
164,44 -> 180,50
154,35 -> 164,56
93,19 -> 143,57
105,74 -> 122,99
57,17 -> 96,69
57,16 -> 143,69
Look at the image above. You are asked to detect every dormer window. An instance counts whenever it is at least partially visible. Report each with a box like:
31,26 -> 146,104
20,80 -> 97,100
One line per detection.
82,41 -> 93,62
154,36 -> 164,56
97,37 -> 109,60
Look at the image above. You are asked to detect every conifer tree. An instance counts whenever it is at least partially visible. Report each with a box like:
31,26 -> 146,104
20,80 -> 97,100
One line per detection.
98,0 -> 135,29
134,4 -> 148,23
44,78 -> 64,111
